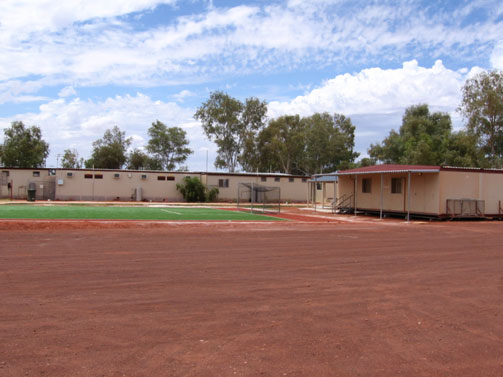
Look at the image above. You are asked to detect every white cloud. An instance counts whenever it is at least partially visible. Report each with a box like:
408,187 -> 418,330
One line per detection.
268,60 -> 471,118
0,93 -> 211,168
490,41 -> 503,69
268,60 -> 475,154
0,80 -> 49,104
0,1 -> 176,40
173,89 -> 195,102
0,1 -> 501,90
58,86 -> 77,98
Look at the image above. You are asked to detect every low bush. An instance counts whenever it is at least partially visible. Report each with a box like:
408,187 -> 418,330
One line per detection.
176,176 -> 219,202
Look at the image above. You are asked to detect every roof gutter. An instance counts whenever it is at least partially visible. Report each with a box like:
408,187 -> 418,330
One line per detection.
331,169 -> 441,176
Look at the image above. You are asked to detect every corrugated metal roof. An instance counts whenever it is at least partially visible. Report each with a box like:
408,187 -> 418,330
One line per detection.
308,175 -> 338,182
0,166 -> 308,178
333,164 -> 441,176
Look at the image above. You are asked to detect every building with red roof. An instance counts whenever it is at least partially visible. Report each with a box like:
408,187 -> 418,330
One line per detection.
314,164 -> 503,219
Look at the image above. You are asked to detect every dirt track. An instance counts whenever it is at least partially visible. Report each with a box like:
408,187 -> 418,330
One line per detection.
1,219 -> 502,376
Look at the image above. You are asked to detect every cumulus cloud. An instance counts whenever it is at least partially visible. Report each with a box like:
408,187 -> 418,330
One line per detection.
173,89 -> 195,102
268,60 -> 476,155
269,60 -> 469,117
491,41 -> 503,69
58,86 -> 77,98
0,93 -> 211,169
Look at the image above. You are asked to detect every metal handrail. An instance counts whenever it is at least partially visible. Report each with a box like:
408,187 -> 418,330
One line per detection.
332,194 -> 354,214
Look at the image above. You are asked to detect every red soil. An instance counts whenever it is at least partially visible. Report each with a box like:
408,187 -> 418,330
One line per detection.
1,219 -> 502,376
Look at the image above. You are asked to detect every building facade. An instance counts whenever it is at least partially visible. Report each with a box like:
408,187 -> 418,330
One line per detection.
0,168 -> 309,203
331,164 -> 503,218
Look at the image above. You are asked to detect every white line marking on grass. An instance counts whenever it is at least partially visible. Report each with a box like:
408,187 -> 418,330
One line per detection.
160,209 -> 182,215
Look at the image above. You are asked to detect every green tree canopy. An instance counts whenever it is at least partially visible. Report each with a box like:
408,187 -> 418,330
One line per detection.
127,148 -> 162,170
254,115 -> 305,174
458,70 -> 503,166
61,149 -> 83,169
1,121 -> 49,168
303,113 -> 359,174
242,112 -> 358,175
85,126 -> 131,169
194,91 -> 267,172
146,121 -> 192,171
368,104 -> 484,167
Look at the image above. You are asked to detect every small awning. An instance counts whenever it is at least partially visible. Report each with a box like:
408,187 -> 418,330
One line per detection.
308,175 -> 338,182
328,164 -> 441,176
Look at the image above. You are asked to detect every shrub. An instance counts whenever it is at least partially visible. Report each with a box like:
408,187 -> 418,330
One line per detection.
176,176 -> 219,202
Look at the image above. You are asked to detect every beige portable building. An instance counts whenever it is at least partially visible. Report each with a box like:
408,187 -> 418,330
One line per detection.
0,168 -> 308,203
331,164 -> 503,219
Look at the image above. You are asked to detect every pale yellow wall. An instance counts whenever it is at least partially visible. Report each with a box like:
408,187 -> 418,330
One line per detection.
409,173 -> 440,214
0,168 -> 307,203
480,173 -> 503,214
0,168 -> 308,203
311,181 -> 336,205
54,170 -> 191,201
0,168 -> 55,200
206,174 -> 308,202
337,173 -> 440,215
439,171 -> 503,215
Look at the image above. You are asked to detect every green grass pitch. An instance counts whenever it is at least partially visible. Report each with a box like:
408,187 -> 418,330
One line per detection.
0,205 -> 284,221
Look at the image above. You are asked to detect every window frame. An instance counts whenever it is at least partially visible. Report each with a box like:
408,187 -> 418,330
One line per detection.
218,179 -> 229,188
391,177 -> 402,194
362,178 -> 372,193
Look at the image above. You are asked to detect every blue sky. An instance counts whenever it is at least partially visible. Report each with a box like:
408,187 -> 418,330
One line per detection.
0,0 -> 502,171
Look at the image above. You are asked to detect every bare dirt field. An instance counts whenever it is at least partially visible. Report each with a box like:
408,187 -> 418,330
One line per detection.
1,217 -> 502,376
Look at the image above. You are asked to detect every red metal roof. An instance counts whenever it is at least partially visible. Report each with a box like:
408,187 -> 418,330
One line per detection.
336,164 -> 441,175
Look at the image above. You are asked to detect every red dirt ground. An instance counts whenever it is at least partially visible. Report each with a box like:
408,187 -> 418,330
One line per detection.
1,217 -> 502,376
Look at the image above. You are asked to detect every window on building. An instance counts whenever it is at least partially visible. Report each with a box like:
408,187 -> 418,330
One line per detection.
94,174 -> 103,179
316,182 -> 322,190
219,179 -> 229,188
1,171 -> 9,185
113,173 -> 120,179
84,174 -> 93,179
33,171 -> 40,177
289,177 -> 295,183
157,176 -> 166,181
302,178 -> 307,183
261,177 -> 267,182
391,178 -> 402,194
362,178 -> 371,193
141,174 -> 147,180
274,177 -> 280,182
67,172 -> 73,177
166,176 -> 175,181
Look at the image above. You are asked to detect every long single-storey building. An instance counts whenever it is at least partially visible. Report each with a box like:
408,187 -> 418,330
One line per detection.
329,164 -> 503,219
0,167 -> 309,203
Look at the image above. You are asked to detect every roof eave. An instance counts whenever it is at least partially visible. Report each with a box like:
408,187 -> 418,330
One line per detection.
335,169 -> 440,176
